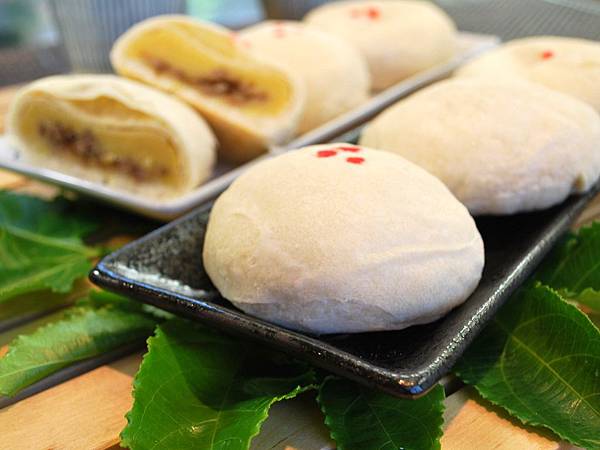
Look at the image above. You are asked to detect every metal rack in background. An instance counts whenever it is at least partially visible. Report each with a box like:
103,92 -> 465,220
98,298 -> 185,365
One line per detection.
436,0 -> 600,41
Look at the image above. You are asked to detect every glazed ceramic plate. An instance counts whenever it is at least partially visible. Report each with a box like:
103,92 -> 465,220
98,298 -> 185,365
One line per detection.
0,32 -> 498,221
90,182 -> 600,398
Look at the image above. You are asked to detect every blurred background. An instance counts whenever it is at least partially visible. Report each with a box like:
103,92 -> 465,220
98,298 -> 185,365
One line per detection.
0,0 -> 598,86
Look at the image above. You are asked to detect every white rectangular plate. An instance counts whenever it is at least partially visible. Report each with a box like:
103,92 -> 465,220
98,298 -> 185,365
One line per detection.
0,32 -> 499,220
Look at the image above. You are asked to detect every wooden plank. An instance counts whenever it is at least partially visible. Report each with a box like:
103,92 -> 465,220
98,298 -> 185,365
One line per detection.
575,191 -> 600,228
0,169 -> 25,190
11,179 -> 58,199
441,387 -> 562,450
251,393 -> 334,450
0,353 -> 141,450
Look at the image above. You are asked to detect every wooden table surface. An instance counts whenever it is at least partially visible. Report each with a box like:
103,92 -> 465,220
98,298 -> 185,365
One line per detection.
0,84 -> 595,450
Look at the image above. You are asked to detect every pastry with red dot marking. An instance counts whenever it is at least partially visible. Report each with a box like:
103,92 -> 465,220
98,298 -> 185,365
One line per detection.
346,156 -> 364,164
316,149 -> 337,157
456,36 -> 600,112
203,143 -> 484,334
304,1 -> 457,91
361,78 -> 600,215
240,20 -> 370,134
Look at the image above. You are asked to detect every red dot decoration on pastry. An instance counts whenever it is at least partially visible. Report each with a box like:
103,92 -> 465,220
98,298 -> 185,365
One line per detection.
366,6 -> 381,19
346,157 -> 365,164
540,50 -> 554,60
337,145 -> 361,153
317,149 -> 337,158
315,147 -> 365,164
349,6 -> 381,20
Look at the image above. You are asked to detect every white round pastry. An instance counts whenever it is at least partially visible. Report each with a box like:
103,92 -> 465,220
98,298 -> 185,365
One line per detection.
456,36 -> 600,112
7,74 -> 216,200
240,20 -> 370,134
360,79 -> 600,215
203,144 -> 484,334
304,0 -> 457,91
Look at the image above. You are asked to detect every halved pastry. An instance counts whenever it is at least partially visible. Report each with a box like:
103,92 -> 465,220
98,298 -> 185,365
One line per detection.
111,15 -> 305,163
7,74 -> 216,200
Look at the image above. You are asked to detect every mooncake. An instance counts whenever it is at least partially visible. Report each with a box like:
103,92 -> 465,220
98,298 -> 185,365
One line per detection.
455,36 -> 600,112
111,15 -> 305,163
7,74 -> 216,199
360,79 -> 600,215
304,0 -> 457,91
203,144 -> 484,334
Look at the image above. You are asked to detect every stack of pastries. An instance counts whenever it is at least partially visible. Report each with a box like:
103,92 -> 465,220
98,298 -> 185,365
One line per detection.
7,1 -> 459,199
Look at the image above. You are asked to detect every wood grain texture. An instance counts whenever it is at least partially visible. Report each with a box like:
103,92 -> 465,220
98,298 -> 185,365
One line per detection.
0,169 -> 25,190
0,353 -> 141,450
441,388 -> 564,450
574,191 -> 600,228
251,393 -> 334,450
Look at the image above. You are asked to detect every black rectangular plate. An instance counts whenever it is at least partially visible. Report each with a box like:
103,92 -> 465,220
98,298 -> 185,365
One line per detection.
90,183 -> 599,398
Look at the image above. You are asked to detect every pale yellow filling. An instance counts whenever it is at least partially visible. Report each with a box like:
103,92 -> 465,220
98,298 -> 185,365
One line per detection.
17,93 -> 180,185
122,23 -> 294,116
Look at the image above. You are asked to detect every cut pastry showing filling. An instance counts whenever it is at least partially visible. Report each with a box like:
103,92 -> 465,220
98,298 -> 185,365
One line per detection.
7,75 -> 216,200
111,15 -> 305,163
26,99 -> 176,182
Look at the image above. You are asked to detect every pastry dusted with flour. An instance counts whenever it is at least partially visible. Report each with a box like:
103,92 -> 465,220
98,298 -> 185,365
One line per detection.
111,15 -> 305,163
7,74 -> 216,199
304,0 -> 457,91
455,36 -> 600,112
203,144 -> 484,334
240,20 -> 370,134
360,79 -> 600,215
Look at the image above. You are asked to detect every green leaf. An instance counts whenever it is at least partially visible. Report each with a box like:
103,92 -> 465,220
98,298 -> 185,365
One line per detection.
455,284 -> 600,448
0,191 -> 101,303
537,222 -> 600,311
121,319 -> 316,450
317,378 -> 445,450
0,260 -> 93,301
0,300 -> 157,396
0,280 -> 89,325
0,191 -> 96,239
